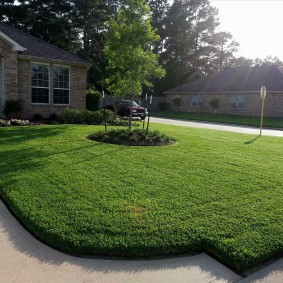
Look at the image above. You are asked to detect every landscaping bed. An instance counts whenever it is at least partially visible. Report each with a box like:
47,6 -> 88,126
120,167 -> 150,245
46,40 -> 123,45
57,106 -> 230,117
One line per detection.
87,129 -> 176,146
0,124 -> 283,272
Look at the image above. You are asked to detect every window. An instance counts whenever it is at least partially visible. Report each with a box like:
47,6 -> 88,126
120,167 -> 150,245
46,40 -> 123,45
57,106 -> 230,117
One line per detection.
31,64 -> 50,104
53,66 -> 70,105
191,95 -> 203,107
230,95 -> 245,109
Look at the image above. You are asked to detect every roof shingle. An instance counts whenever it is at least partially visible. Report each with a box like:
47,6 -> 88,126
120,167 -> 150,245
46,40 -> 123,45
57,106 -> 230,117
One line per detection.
0,22 -> 89,65
164,65 -> 283,93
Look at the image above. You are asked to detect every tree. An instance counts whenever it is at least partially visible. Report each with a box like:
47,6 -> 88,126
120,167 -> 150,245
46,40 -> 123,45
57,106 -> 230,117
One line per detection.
104,0 -> 165,129
147,0 -> 170,55
227,56 -> 253,68
155,0 -> 221,94
208,31 -> 239,71
254,56 -> 283,66
72,0 -> 117,84
14,0 -> 80,53
0,0 -> 15,22
172,96 -> 182,112
209,98 -> 219,114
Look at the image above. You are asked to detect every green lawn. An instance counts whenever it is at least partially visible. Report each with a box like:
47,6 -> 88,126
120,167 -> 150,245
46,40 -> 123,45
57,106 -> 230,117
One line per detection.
0,124 -> 283,271
151,110 -> 283,128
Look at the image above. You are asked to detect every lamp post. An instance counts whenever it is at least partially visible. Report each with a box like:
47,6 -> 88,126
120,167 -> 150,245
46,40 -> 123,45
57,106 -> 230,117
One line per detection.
143,93 -> 147,130
102,83 -> 107,131
146,95 -> 152,134
260,85 -> 267,136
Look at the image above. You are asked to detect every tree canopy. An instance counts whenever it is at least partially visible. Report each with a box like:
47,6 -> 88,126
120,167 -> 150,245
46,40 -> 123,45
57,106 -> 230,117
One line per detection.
104,0 -> 165,97
1,0 -> 280,95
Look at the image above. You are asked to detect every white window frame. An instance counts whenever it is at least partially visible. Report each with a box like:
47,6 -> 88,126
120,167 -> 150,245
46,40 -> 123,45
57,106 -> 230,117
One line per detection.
230,95 -> 245,109
31,62 -> 50,105
53,65 -> 70,106
191,95 -> 203,108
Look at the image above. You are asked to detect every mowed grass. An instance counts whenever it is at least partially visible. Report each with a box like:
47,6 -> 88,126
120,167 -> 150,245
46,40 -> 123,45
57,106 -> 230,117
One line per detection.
152,110 -> 283,128
0,124 -> 283,271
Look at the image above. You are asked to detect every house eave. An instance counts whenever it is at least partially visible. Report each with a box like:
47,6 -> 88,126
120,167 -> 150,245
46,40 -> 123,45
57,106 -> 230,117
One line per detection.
0,31 -> 26,51
18,54 -> 91,68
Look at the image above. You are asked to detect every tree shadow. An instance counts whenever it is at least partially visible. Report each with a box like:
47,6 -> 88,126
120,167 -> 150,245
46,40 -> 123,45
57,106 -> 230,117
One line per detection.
244,135 -> 261,145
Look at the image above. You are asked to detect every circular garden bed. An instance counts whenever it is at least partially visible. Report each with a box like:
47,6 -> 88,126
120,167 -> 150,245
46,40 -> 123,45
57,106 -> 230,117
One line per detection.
87,129 -> 176,146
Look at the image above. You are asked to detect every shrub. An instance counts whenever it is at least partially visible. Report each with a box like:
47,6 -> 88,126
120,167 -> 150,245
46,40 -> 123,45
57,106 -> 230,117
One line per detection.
172,96 -> 182,110
32,113 -> 43,121
209,98 -> 220,113
60,108 -> 114,125
87,129 -> 176,146
159,102 -> 171,111
60,108 -> 83,124
49,113 -> 59,121
86,86 -> 102,111
2,98 -> 23,119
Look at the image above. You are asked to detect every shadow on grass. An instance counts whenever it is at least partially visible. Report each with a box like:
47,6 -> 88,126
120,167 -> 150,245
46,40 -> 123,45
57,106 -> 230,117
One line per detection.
244,135 -> 261,145
0,125 -> 71,145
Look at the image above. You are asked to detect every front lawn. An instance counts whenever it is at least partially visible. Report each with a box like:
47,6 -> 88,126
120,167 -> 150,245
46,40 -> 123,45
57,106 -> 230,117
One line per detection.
0,124 -> 283,271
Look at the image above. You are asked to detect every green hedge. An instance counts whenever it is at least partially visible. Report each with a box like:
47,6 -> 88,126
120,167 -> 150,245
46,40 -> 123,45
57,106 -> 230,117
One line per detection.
60,108 -> 114,125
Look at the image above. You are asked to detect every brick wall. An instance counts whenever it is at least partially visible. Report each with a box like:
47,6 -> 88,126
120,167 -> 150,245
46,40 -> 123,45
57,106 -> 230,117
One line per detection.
18,60 -> 88,119
0,38 -> 18,101
167,92 -> 283,117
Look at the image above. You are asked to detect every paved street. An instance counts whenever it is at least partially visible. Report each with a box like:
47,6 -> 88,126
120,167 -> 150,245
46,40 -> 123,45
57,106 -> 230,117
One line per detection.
151,117 -> 283,137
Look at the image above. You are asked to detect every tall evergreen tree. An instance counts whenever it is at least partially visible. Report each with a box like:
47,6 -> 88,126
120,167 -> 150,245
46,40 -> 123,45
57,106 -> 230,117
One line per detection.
14,0 -> 80,52
147,0 -> 170,55
0,0 -> 14,22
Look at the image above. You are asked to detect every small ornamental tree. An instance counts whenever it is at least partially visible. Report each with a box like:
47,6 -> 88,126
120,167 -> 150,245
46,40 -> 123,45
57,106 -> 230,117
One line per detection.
209,98 -> 220,114
104,0 -> 165,130
172,96 -> 182,112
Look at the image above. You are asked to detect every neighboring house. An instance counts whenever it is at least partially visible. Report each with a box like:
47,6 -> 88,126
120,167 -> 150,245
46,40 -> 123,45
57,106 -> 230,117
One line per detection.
0,23 -> 90,119
164,65 -> 283,117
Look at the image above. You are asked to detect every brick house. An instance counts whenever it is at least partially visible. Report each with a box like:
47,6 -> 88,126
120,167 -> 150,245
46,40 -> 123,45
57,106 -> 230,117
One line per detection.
164,65 -> 283,117
0,23 -> 90,119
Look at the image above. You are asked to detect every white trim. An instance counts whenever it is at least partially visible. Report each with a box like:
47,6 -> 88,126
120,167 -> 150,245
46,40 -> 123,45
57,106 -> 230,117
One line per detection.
53,66 -> 70,105
0,31 -> 26,52
53,63 -> 71,68
31,63 -> 50,105
31,61 -> 50,66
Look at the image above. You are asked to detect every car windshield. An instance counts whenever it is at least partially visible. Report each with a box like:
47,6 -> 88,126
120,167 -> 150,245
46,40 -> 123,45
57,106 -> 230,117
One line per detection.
123,100 -> 139,107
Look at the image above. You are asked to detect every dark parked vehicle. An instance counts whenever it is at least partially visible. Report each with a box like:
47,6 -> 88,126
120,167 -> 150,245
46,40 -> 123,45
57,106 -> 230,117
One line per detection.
106,100 -> 148,120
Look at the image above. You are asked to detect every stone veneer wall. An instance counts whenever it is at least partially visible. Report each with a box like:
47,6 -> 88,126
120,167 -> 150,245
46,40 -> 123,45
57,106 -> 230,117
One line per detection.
18,59 -> 88,119
167,93 -> 283,117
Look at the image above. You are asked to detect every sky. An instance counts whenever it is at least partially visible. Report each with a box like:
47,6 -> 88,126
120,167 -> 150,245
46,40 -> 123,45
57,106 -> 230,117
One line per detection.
210,0 -> 283,61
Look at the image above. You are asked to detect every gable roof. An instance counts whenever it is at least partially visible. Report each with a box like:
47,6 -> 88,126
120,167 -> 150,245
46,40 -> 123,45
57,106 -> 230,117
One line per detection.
0,22 -> 89,65
164,65 -> 283,94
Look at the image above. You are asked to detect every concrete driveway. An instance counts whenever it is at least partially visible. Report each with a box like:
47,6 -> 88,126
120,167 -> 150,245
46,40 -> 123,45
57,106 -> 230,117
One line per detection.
151,117 -> 283,137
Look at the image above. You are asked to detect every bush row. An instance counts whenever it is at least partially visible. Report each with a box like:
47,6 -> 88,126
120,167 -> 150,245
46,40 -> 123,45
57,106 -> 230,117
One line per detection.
60,108 -> 114,125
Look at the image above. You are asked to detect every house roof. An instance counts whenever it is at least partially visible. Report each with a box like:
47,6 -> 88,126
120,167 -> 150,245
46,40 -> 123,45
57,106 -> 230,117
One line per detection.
0,22 -> 89,65
164,65 -> 283,94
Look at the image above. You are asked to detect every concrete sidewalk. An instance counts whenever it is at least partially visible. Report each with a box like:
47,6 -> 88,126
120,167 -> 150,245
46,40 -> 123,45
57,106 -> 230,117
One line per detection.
0,201 -> 241,283
151,117 -> 283,137
1,201 -> 283,282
